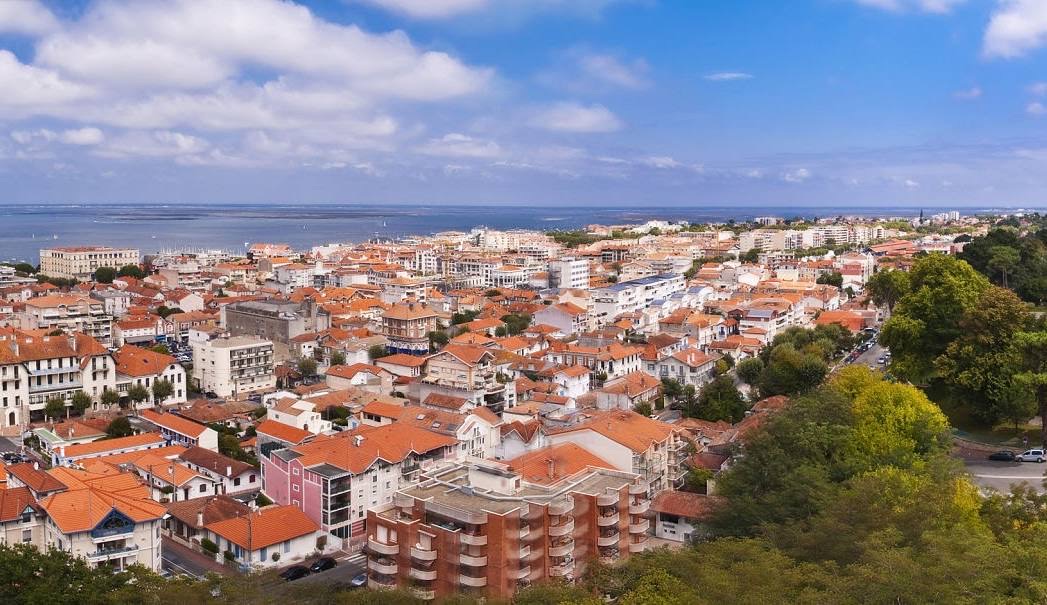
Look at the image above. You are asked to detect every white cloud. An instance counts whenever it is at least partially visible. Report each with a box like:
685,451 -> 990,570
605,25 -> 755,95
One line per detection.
0,50 -> 94,110
529,102 -> 622,133
782,168 -> 811,183
904,178 -> 920,188
347,0 -> 629,20
96,130 -> 210,159
953,86 -> 982,100
703,72 -> 753,82
577,53 -> 649,90
417,133 -> 502,158
1028,101 -> 1047,116
60,127 -> 105,145
1030,82 -> 1047,96
984,0 -> 1047,59
853,0 -> 964,13
350,0 -> 488,18
0,0 -> 58,35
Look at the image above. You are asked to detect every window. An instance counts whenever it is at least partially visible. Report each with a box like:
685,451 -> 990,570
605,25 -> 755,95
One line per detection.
199,484 -> 207,492
234,477 -> 241,487
21,530 -> 31,543
293,484 -> 300,492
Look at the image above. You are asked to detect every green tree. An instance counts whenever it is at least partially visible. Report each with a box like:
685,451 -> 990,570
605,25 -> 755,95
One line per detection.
116,264 -> 145,279
736,357 -> 764,385
619,569 -> 700,605
1014,331 -> 1047,446
865,269 -> 910,313
329,350 -> 346,366
988,245 -> 1021,289
500,313 -> 531,335
297,357 -> 317,378
367,344 -> 388,360
150,344 -> 170,355
694,375 -> 748,422
758,344 -> 827,397
44,396 -> 66,421
100,388 -> 120,408
740,248 -> 760,263
70,390 -> 92,416
106,416 -> 133,438
151,379 -> 174,404
816,271 -> 843,288
92,266 -> 117,283
126,384 -> 150,409
633,401 -> 654,417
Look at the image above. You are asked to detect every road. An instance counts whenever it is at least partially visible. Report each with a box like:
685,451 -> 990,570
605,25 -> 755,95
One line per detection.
295,550 -> 367,588
162,537 -> 228,579
963,458 -> 1047,493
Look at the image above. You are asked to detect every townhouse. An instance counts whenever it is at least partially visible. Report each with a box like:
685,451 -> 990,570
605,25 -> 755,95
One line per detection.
415,344 -> 515,412
114,345 -> 188,407
138,409 -> 219,451
191,334 -> 275,399
22,294 -> 113,345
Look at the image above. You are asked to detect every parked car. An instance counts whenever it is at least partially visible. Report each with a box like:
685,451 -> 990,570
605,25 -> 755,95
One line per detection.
1017,449 -> 1047,463
988,450 -> 1018,462
309,557 -> 337,573
280,566 -> 310,582
349,573 -> 367,589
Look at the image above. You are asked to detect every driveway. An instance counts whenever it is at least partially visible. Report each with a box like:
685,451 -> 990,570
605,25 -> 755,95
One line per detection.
162,537 -> 228,578
963,456 -> 1047,493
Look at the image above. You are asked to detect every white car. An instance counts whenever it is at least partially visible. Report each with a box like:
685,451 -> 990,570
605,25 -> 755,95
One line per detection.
1017,449 -> 1046,463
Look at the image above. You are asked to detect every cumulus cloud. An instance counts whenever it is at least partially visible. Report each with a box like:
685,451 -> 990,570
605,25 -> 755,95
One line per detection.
703,72 -> 753,82
782,167 -> 811,183
529,102 -> 623,133
1028,101 -> 1047,116
984,0 -> 1047,59
350,0 -> 488,18
0,0 -> 59,35
953,86 -> 982,100
853,0 -> 964,13
347,0 -> 629,20
60,128 -> 105,145
417,133 -> 502,158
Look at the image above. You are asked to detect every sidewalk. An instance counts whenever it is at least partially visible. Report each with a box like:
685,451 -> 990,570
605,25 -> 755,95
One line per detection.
162,536 -> 230,577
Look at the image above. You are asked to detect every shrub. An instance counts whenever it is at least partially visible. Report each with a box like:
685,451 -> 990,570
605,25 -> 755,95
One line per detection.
201,538 -> 219,554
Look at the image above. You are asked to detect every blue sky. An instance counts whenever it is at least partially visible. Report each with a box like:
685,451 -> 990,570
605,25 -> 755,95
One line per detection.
1,0 -> 1046,207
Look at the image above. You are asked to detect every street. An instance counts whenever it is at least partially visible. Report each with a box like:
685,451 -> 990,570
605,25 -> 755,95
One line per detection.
963,457 -> 1046,493
295,550 -> 367,588
162,537 -> 227,579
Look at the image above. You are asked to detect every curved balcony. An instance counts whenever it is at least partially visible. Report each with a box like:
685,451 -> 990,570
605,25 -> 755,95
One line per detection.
549,561 -> 575,577
367,537 -> 399,556
459,553 -> 488,567
459,574 -> 488,588
628,538 -> 648,553
548,519 -> 575,536
512,565 -> 532,580
596,493 -> 619,507
629,499 -> 651,515
460,533 -> 488,546
410,588 -> 436,601
628,482 -> 649,495
368,557 -> 398,575
519,544 -> 531,559
548,538 -> 574,557
548,498 -> 573,516
517,525 -> 530,540
411,545 -> 438,561
597,512 -> 620,527
410,566 -> 438,581
597,533 -> 619,547
368,576 -> 396,590
629,518 -> 650,534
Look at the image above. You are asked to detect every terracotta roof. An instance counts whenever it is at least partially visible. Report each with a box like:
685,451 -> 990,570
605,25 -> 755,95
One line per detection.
422,393 -> 469,411
206,504 -> 318,551
179,446 -> 254,477
6,463 -> 67,494
500,420 -> 542,442
0,487 -> 39,522
166,494 -> 251,529
132,455 -> 203,487
140,409 -> 209,438
360,400 -> 406,419
556,410 -> 678,454
375,353 -> 428,368
255,419 -> 312,445
435,344 -> 492,366
326,363 -> 387,380
39,467 -> 166,533
61,432 -> 165,459
47,420 -> 106,441
289,423 -> 456,474
93,445 -> 188,467
650,490 -> 722,520
383,302 -> 437,321
114,344 -> 177,377
505,443 -> 613,485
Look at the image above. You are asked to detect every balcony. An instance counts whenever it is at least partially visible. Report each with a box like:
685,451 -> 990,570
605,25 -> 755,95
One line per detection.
368,557 -> 398,575
459,553 -> 488,567
410,588 -> 436,601
548,519 -> 574,536
86,545 -> 138,561
368,576 -> 397,590
597,533 -> 619,547
629,482 -> 649,496
629,538 -> 648,553
459,532 -> 487,546
629,519 -> 650,534
548,538 -> 574,557
596,493 -> 619,507
410,566 -> 438,581
368,537 -> 399,556
517,525 -> 530,540
629,499 -> 651,515
597,512 -> 620,527
459,574 -> 488,588
511,565 -> 532,580
548,498 -> 573,516
410,545 -> 437,561
549,561 -> 575,577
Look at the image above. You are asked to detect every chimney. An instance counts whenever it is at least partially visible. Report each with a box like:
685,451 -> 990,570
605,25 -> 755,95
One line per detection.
196,510 -> 204,528
353,435 -> 364,447
168,465 -> 174,476
226,465 -> 232,477
547,458 -> 555,478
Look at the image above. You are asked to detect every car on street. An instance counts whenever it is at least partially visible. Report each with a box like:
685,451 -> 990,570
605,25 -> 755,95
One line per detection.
988,450 -> 1018,462
280,566 -> 310,582
349,573 -> 367,589
309,557 -> 337,573
1017,449 -> 1047,463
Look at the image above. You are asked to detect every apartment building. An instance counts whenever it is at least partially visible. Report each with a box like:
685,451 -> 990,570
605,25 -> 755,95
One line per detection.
0,332 -> 115,431
365,444 -> 650,601
382,302 -> 438,356
647,349 -> 721,389
223,299 -> 330,361
548,258 -> 589,291
22,294 -> 113,345
547,410 -> 688,494
39,246 -> 140,280
177,446 -> 260,496
533,302 -> 588,336
260,423 -> 457,541
591,274 -> 686,326
113,345 -> 188,407
416,344 -> 515,413
192,335 -> 275,399
138,409 -> 219,451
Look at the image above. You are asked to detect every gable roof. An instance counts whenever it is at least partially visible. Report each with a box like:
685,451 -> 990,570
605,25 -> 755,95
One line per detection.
205,504 -> 318,551
39,467 -> 167,533
139,409 -> 210,439
505,443 -> 613,485
289,423 -> 456,474
61,432 -> 165,459
166,494 -> 251,529
255,419 -> 312,445
555,410 -> 678,453
114,344 -> 177,377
